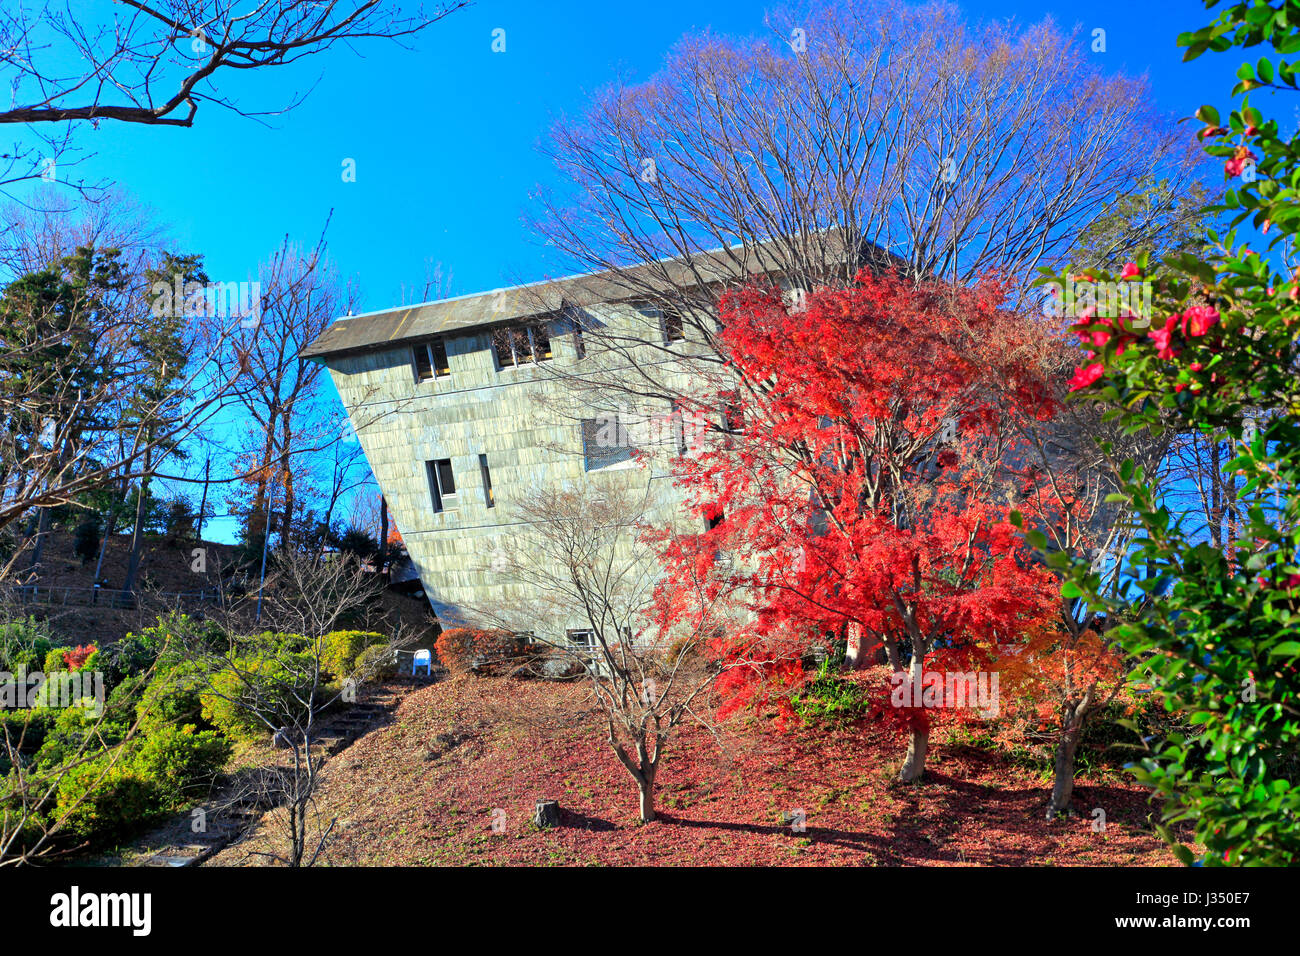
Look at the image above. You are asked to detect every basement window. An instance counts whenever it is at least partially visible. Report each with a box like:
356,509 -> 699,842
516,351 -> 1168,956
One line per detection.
426,458 -> 456,513
567,629 -> 597,650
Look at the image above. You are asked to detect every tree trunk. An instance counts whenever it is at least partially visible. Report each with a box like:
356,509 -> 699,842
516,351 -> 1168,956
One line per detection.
1048,728 -> 1082,818
196,456 -> 211,542
378,495 -> 389,575
898,651 -> 929,783
638,782 -> 655,823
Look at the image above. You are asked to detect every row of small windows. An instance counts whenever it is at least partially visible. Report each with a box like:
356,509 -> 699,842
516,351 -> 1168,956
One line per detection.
409,305 -> 685,384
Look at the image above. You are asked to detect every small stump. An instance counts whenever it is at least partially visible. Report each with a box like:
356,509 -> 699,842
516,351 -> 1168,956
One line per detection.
533,800 -> 561,829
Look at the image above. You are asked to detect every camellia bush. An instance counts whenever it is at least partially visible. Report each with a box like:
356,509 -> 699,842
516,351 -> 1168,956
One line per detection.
1042,0 -> 1300,866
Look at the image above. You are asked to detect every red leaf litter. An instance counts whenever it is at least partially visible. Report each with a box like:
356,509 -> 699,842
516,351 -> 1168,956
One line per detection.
213,677 -> 1178,866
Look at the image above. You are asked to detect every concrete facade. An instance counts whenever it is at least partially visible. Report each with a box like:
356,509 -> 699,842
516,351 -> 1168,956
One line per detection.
309,294 -> 713,636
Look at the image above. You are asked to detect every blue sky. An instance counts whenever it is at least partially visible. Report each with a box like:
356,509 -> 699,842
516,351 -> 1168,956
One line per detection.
64,0 -> 1245,311
17,0 -> 1258,543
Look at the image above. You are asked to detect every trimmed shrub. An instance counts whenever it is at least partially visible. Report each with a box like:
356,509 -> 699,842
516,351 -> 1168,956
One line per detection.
73,517 -> 101,564
320,630 -> 386,679
354,643 -> 398,680
136,659 -> 209,733
55,758 -> 161,843
131,724 -> 229,808
200,654 -> 314,741
435,627 -> 522,676
42,647 -> 68,674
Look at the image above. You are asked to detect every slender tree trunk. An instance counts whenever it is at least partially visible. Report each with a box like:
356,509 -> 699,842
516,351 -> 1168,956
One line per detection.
898,650 -> 929,783
27,507 -> 50,577
1047,724 -> 1083,818
1048,692 -> 1093,817
121,445 -> 153,598
196,456 -> 211,542
378,496 -> 389,575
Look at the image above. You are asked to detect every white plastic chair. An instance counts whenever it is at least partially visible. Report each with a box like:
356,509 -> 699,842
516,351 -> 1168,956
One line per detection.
412,648 -> 432,676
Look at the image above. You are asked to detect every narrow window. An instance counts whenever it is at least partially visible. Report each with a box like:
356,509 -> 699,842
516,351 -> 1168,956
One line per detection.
581,415 -> 635,471
662,306 -> 685,344
706,509 -> 725,531
572,323 -> 586,360
431,337 -> 450,377
478,453 -> 494,508
529,325 -> 552,362
492,328 -> 517,369
412,343 -> 433,383
426,458 -> 456,513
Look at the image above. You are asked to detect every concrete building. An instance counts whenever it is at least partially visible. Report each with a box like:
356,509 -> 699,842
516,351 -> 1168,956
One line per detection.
301,267 -> 723,639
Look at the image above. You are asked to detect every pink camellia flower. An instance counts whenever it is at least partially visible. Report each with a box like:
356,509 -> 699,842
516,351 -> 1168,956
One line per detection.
1181,306 -> 1220,337
1068,362 -> 1105,392
1243,125 -> 1259,137
1286,573 -> 1300,591
1225,149 -> 1257,177
1120,262 -> 1140,279
1189,362 -> 1204,372
1149,316 -> 1181,360
1174,383 -> 1187,393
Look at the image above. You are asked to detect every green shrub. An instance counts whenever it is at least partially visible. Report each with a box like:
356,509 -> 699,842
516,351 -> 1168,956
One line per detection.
200,654 -> 313,741
136,659 -> 209,733
0,708 -> 58,756
42,648 -> 68,674
790,659 -> 871,728
320,630 -> 386,679
0,615 -> 53,673
55,758 -> 161,843
354,643 -> 398,680
131,724 -> 229,809
34,704 -> 129,773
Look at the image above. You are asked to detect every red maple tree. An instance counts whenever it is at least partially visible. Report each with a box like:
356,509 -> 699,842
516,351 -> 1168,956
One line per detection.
660,270 -> 1061,781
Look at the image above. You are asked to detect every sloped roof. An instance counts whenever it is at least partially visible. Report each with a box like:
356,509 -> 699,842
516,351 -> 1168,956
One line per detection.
301,230 -> 892,360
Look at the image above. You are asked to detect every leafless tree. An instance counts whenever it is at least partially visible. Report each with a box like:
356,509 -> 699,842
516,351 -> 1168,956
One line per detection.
468,480 -> 732,823
188,550 -> 409,866
0,1 -> 468,199
529,1 -> 1203,417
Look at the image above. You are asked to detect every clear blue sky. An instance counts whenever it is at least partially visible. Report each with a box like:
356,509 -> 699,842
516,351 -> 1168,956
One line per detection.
71,0 -> 1245,312
26,0 -> 1257,543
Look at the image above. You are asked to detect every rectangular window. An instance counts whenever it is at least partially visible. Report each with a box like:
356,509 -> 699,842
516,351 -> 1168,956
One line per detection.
581,415 -> 636,471
529,325 -> 552,362
492,324 -> 554,369
426,458 -> 456,513
431,337 -> 450,377
662,306 -> 685,344
478,453 -> 494,508
572,324 -> 586,360
412,343 -> 433,383
567,628 -> 597,649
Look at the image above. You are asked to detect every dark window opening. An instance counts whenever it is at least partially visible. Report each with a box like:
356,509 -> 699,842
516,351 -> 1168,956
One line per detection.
581,415 -> 635,471
706,510 -> 725,531
427,458 -> 456,513
478,453 -> 494,508
431,338 -> 450,377
567,628 -> 597,649
662,307 -> 685,343
412,344 -> 433,382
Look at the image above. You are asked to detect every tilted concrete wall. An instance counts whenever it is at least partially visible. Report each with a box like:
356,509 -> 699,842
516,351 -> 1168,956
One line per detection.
323,302 -> 710,637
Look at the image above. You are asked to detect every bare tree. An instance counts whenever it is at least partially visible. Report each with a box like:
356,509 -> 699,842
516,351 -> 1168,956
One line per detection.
188,550 -> 408,866
469,481 -> 731,823
530,1 -> 1202,416
0,1 -> 468,198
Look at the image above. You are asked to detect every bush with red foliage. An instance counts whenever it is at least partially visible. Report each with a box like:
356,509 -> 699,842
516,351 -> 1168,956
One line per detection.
434,628 -> 526,676
63,644 -> 97,671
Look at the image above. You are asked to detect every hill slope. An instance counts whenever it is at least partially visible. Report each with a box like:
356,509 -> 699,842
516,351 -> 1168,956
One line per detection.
208,676 -> 1176,867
